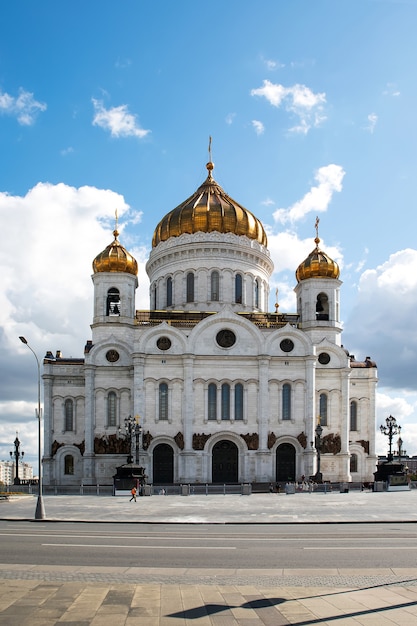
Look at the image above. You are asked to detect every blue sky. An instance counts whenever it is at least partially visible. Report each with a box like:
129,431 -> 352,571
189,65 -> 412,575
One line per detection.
1,0 -> 417,474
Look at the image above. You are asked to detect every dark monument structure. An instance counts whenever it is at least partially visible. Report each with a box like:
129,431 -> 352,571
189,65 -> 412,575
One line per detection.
375,415 -> 407,487
113,415 -> 147,494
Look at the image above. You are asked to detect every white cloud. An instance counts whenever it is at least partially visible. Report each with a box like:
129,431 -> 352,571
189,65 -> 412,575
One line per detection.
92,98 -> 150,139
365,112 -> 378,133
0,182 -> 151,471
383,83 -> 401,97
225,113 -> 236,125
0,87 -> 46,125
344,249 -> 417,391
252,120 -> 265,135
273,164 -> 345,224
251,80 -> 326,134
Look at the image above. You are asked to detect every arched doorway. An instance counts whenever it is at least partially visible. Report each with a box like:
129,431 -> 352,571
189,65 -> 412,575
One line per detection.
276,443 -> 296,482
153,443 -> 174,484
212,440 -> 238,483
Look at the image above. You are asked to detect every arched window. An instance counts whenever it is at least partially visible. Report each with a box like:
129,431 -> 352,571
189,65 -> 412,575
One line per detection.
319,393 -> 328,426
106,287 -> 120,316
107,391 -> 117,427
64,455 -> 74,475
186,272 -> 194,303
254,278 -> 259,309
316,292 -> 329,320
166,277 -> 173,307
350,453 -> 358,473
159,383 -> 168,420
282,383 -> 291,420
64,399 -> 74,432
235,273 -> 242,304
235,383 -> 243,420
208,383 -> 217,420
221,383 -> 230,420
350,400 -> 358,431
210,271 -> 219,301
152,284 -> 157,310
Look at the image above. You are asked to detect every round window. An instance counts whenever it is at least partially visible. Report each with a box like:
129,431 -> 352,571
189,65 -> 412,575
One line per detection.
216,329 -> 236,348
106,349 -> 120,363
318,352 -> 331,365
157,337 -> 172,351
280,339 -> 294,353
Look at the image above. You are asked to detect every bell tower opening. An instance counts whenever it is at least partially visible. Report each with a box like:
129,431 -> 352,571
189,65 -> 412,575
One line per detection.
106,288 -> 121,316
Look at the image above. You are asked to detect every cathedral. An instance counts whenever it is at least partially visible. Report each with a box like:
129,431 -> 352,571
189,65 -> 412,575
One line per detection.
42,157 -> 378,488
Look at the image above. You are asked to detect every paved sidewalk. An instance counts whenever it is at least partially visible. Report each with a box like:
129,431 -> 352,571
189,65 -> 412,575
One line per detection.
1,488 -> 417,524
1,490 -> 417,624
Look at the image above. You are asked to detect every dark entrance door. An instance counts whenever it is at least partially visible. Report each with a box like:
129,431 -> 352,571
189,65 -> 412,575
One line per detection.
153,443 -> 174,484
212,440 -> 238,483
276,443 -> 296,482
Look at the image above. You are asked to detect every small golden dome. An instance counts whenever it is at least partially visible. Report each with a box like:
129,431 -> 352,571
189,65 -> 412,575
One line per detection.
92,228 -> 138,276
296,222 -> 340,282
152,162 -> 267,247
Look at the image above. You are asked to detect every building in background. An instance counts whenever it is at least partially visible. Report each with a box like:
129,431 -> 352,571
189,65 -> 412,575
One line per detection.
0,460 -> 34,485
42,158 -> 378,487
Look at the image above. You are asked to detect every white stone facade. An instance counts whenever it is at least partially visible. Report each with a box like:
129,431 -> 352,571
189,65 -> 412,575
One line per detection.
42,169 -> 378,488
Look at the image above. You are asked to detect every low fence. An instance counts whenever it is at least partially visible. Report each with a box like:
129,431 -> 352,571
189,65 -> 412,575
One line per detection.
3,481 -> 409,497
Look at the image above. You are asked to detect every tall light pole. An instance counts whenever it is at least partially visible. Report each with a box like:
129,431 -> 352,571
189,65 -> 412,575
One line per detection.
19,336 -> 45,520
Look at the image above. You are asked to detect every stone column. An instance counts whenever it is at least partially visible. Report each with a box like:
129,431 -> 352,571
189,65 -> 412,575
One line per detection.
256,356 -> 270,481
304,355 -> 316,477
83,364 -> 96,485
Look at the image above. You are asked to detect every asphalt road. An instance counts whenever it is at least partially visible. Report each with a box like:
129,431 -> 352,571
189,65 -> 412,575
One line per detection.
1,520 -> 417,570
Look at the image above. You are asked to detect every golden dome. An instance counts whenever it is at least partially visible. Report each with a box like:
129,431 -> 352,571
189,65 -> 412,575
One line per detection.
296,220 -> 340,282
152,162 -> 267,247
92,227 -> 138,276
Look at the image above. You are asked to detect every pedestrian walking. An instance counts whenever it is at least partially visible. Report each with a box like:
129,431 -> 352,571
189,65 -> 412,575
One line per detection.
129,486 -> 137,502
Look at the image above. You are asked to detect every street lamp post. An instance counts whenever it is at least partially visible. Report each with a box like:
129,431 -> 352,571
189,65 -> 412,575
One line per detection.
315,420 -> 323,483
19,336 -> 45,520
122,415 -> 142,464
10,433 -> 24,485
380,415 -> 401,463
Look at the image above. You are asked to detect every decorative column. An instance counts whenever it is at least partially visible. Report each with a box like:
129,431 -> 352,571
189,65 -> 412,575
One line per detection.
83,364 -> 96,485
180,355 -> 196,482
256,356 -> 270,482
304,355 -> 316,478
339,367 -> 351,481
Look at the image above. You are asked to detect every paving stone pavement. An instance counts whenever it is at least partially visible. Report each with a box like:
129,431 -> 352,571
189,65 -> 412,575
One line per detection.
1,490 -> 417,624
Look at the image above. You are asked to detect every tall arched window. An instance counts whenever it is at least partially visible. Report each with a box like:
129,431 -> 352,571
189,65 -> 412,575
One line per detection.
350,453 -> 358,473
159,383 -> 168,420
210,271 -> 219,301
166,277 -> 173,307
152,284 -> 157,310
235,273 -> 242,304
282,383 -> 291,420
208,383 -> 217,420
221,383 -> 230,420
64,399 -> 74,432
107,391 -> 117,427
64,455 -> 74,475
316,292 -> 329,320
186,272 -> 194,303
319,393 -> 328,426
106,287 -> 120,316
350,400 -> 358,431
235,383 -> 243,420
254,278 -> 259,309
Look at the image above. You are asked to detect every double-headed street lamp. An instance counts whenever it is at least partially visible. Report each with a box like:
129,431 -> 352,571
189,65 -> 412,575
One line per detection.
380,415 -> 401,463
19,336 -> 45,520
122,415 -> 142,464
10,433 -> 24,485
315,419 -> 323,482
